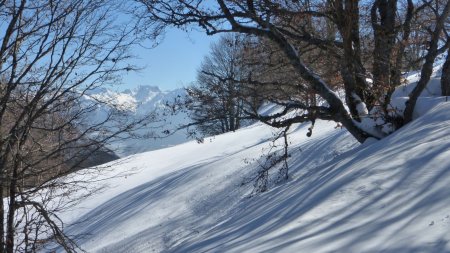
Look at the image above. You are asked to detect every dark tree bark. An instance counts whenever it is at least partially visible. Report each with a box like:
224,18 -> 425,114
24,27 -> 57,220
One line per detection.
404,0 -> 450,123
335,0 -> 371,118
371,0 -> 397,105
441,49 -> 450,96
391,0 -> 415,89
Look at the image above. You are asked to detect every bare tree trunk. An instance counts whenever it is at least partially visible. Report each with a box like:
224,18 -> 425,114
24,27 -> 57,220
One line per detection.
441,49 -> 450,96
404,1 -> 450,123
371,0 -> 397,104
0,1 -> 25,249
0,160 -> 4,252
391,0 -> 414,89
335,0 -> 371,117
6,166 -> 17,253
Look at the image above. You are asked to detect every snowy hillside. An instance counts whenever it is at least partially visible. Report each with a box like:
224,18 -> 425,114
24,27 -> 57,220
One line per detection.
45,73 -> 450,252
83,85 -> 191,157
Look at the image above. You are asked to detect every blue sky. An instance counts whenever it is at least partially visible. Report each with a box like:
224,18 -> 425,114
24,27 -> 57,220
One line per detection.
121,28 -> 218,91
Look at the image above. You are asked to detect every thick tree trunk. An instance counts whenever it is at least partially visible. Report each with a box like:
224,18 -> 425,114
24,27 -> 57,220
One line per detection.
441,50 -> 450,96
371,0 -> 397,105
404,0 -> 450,123
336,0 -> 370,118
278,40 -> 370,143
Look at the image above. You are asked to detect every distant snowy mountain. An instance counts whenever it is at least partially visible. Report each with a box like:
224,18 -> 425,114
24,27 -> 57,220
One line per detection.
83,85 -> 191,157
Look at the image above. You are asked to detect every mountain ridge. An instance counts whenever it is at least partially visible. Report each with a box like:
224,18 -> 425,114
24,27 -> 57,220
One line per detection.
83,85 -> 191,157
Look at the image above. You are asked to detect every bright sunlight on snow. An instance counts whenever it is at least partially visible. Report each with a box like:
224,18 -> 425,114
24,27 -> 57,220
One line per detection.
44,67 -> 450,253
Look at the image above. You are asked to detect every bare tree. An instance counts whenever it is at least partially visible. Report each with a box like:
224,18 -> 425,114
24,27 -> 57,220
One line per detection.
442,48 -> 450,96
0,0 -> 155,252
440,16 -> 450,96
136,0 -> 450,143
403,0 -> 450,123
186,34 -> 250,136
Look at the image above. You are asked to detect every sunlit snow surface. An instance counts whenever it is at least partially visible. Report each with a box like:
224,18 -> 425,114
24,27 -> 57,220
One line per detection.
48,70 -> 450,252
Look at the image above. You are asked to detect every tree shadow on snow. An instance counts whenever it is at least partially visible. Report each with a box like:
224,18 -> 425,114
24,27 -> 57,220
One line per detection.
170,114 -> 450,253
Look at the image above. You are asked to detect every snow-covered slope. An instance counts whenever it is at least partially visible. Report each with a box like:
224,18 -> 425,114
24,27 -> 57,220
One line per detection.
46,91 -> 450,252
83,85 -> 190,157
389,64 -> 448,119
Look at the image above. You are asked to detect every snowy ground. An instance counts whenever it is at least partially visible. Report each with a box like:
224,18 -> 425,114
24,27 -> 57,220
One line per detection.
46,103 -> 450,252
46,68 -> 450,252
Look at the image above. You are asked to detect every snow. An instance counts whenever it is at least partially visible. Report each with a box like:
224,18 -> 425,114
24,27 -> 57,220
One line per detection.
389,64 -> 445,118
90,91 -> 137,112
352,92 -> 368,117
40,66 -> 450,252
41,92 -> 450,252
82,85 -> 191,157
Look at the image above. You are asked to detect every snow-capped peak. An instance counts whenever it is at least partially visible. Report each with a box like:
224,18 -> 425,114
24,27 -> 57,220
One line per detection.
124,85 -> 162,103
82,85 -> 190,157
